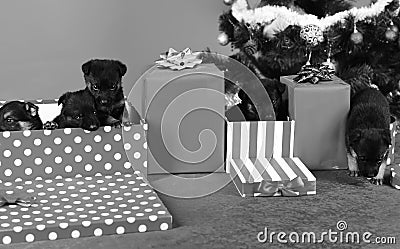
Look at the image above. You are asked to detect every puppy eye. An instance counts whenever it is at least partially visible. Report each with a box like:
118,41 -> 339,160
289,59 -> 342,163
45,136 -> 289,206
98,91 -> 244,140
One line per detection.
358,156 -> 366,161
92,85 -> 99,91
5,118 -> 14,123
93,111 -> 97,115
73,115 -> 82,120
110,84 -> 117,91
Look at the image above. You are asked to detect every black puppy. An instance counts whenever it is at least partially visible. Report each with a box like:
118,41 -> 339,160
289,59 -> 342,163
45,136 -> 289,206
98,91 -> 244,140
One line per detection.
0,101 -> 43,131
81,59 -> 127,126
237,78 -> 287,121
51,90 -> 100,131
346,88 -> 391,185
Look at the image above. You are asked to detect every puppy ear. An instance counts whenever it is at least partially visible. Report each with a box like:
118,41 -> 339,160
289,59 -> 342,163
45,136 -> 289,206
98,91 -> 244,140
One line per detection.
82,60 -> 93,76
115,61 -> 127,77
25,102 -> 38,117
58,92 -> 71,106
381,129 -> 392,146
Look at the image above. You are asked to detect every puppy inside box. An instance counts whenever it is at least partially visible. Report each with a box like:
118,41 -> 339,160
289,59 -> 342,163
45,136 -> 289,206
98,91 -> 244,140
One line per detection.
41,59 -> 141,130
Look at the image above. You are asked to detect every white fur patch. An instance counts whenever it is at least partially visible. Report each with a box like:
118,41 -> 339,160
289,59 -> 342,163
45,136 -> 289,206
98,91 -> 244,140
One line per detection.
347,150 -> 358,172
3,111 -> 12,119
18,121 -> 32,130
375,161 -> 387,180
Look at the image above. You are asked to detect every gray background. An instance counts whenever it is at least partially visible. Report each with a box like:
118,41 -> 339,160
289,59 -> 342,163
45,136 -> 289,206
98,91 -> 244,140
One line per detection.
0,0 -> 231,112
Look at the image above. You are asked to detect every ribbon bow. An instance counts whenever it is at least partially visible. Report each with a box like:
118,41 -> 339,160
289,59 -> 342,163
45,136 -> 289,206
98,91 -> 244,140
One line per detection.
0,196 -> 37,207
294,64 -> 335,84
257,176 -> 305,197
155,48 -> 202,70
225,92 -> 242,110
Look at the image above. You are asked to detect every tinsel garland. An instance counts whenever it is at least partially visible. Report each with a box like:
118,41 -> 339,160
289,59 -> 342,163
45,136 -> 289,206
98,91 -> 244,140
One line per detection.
231,0 -> 399,31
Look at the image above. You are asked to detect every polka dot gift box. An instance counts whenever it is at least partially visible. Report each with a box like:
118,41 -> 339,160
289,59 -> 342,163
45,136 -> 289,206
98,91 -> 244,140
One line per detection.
0,99 -> 172,245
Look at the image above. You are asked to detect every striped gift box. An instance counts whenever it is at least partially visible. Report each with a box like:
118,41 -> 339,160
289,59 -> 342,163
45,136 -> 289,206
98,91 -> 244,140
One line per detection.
390,165 -> 400,190
387,117 -> 397,165
226,121 -> 316,197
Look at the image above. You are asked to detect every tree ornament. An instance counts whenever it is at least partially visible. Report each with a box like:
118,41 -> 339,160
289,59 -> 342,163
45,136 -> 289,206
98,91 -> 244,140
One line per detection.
390,25 -> 399,33
299,24 -> 324,47
217,33 -> 229,46
223,0 -> 234,6
243,39 -> 258,55
385,28 -> 398,41
351,32 -> 363,44
351,23 -> 363,44
390,20 -> 399,33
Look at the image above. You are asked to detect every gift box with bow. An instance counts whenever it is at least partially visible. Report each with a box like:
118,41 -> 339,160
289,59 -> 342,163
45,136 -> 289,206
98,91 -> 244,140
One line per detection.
281,75 -> 350,170
142,49 -> 225,175
226,121 -> 316,197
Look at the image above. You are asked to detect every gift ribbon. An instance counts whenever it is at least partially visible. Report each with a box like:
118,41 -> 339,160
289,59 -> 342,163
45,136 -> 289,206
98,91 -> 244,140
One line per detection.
257,176 -> 305,197
155,48 -> 202,70
0,196 -> 37,207
294,64 -> 335,84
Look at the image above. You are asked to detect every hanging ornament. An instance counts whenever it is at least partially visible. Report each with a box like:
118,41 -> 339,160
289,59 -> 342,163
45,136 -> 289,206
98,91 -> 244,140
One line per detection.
390,24 -> 399,33
243,39 -> 258,55
385,28 -> 398,41
299,24 -> 324,47
223,0 -> 234,6
350,22 -> 363,44
322,44 -> 336,71
218,33 -> 229,46
389,20 -> 399,33
386,20 -> 399,41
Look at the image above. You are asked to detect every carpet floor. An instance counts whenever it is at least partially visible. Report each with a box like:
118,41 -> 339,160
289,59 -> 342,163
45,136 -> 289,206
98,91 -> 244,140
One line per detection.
3,137 -> 400,249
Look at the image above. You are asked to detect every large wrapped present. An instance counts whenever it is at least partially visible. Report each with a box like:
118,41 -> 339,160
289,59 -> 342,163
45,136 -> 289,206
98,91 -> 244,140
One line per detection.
226,121 -> 316,197
280,75 -> 350,170
143,61 -> 225,175
0,99 -> 172,245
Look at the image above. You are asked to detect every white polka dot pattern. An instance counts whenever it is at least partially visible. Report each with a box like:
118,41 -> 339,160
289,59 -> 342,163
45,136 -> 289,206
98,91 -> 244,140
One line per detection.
0,173 -> 171,244
0,123 -> 147,180
0,106 -> 166,244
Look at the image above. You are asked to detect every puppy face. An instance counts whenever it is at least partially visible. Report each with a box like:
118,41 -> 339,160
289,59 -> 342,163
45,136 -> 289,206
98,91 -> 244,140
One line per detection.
349,128 -> 391,177
56,90 -> 100,131
0,101 -> 43,131
237,78 -> 285,121
82,59 -> 126,112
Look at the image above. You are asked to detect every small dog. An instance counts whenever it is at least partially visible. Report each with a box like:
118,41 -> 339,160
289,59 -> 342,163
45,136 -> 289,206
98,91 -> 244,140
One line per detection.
0,101 -> 43,131
51,90 -> 100,131
346,88 -> 392,185
81,59 -> 127,126
237,78 -> 287,121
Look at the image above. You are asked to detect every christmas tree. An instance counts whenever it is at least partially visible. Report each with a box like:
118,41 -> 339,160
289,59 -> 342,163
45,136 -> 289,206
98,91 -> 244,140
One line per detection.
217,0 -> 400,120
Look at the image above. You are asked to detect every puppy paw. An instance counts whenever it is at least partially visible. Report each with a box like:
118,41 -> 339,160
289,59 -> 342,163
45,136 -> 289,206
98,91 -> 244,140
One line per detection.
348,170 -> 359,177
369,177 -> 383,185
111,120 -> 122,128
43,121 -> 58,130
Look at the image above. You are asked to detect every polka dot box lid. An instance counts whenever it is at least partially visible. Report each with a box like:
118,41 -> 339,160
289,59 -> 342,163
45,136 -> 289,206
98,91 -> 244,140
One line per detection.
0,104 -> 172,244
